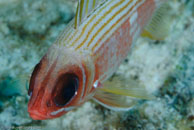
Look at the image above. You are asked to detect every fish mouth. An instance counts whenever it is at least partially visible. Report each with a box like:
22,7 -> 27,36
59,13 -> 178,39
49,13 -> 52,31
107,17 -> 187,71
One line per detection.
28,110 -> 49,120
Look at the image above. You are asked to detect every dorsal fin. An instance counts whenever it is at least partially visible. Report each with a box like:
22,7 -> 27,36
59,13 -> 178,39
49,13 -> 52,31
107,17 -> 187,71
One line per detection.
75,0 -> 108,29
141,2 -> 172,40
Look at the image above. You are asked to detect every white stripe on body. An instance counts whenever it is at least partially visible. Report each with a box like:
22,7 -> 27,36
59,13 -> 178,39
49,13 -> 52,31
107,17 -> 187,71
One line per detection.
66,0 -> 120,49
92,0 -> 145,53
85,0 -> 132,50
130,11 -> 138,25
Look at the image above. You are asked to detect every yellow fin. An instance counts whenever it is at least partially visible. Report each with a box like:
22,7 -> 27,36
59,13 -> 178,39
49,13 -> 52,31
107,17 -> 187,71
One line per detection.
93,75 -> 155,111
99,76 -> 155,100
141,3 -> 172,40
93,90 -> 137,111
75,0 -> 108,28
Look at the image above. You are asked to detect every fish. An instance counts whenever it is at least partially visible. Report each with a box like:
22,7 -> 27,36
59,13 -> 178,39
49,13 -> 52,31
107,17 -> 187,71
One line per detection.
28,0 -> 169,120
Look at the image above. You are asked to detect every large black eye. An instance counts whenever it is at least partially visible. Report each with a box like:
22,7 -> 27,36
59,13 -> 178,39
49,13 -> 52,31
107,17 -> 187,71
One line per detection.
53,73 -> 79,107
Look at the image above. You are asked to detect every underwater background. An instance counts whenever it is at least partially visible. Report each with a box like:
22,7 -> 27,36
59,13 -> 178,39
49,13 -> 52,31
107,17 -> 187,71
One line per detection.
0,0 -> 193,129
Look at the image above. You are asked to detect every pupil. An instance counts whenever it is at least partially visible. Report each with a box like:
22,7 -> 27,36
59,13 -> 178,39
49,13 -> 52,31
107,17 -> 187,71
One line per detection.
54,73 -> 79,107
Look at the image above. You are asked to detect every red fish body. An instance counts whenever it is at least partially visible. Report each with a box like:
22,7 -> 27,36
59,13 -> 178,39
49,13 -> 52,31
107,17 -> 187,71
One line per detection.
28,0 -> 166,120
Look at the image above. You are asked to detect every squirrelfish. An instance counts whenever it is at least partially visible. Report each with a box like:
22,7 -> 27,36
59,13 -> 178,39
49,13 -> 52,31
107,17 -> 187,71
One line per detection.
28,0 -> 169,120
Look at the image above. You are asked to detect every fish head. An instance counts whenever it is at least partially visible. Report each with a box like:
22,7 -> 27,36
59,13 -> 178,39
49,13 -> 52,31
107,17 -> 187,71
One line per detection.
28,45 -> 95,120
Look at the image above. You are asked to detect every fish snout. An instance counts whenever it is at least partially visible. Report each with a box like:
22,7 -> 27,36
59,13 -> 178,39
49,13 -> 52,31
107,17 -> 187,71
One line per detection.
28,107 -> 50,120
28,99 -> 51,120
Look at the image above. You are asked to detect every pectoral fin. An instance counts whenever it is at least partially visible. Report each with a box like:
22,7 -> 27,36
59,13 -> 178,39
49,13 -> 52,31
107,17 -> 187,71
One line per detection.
141,3 -> 172,40
93,90 -> 137,111
101,77 -> 154,100
93,76 -> 154,111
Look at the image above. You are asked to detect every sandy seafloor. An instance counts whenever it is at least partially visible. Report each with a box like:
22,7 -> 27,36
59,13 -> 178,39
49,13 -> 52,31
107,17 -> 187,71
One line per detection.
0,0 -> 193,130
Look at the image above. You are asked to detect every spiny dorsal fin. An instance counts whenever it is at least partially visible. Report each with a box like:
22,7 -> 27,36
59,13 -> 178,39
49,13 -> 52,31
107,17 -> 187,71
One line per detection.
75,0 -> 108,29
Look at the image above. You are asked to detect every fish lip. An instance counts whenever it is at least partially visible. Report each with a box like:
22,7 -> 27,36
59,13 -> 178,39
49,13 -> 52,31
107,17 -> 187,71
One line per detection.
28,110 -> 49,120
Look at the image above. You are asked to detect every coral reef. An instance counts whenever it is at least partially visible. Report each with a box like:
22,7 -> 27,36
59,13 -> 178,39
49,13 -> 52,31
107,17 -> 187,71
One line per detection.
0,0 -> 193,130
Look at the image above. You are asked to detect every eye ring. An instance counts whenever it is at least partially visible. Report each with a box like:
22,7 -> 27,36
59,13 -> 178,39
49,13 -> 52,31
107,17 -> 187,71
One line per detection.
53,73 -> 79,107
